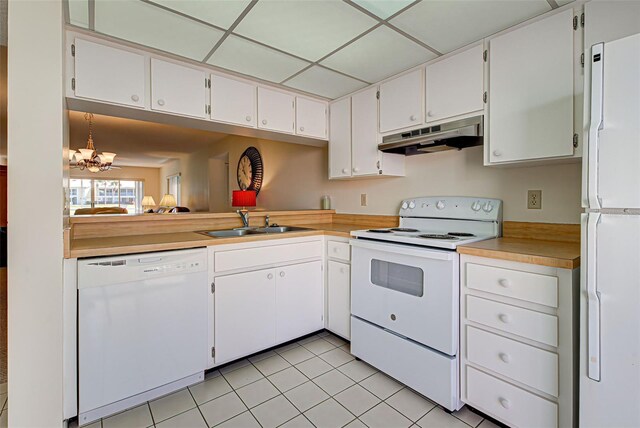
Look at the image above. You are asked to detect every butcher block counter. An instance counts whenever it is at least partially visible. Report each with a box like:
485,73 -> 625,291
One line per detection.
457,221 -> 581,269
65,211 -> 398,258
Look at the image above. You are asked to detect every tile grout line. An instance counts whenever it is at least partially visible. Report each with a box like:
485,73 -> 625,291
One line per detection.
186,385 -> 210,428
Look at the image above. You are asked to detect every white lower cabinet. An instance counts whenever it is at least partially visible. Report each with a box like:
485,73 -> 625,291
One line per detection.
276,261 -> 324,343
460,255 -> 578,428
326,237 -> 351,339
214,268 -> 277,364
209,237 -> 324,367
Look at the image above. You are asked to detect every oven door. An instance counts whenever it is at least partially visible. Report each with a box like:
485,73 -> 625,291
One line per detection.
350,239 -> 459,356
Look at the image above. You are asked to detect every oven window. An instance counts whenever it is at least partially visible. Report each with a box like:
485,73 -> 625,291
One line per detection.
371,259 -> 424,297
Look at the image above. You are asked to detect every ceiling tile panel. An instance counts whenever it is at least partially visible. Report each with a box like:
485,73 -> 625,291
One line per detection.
352,0 -> 415,19
233,0 -> 378,61
321,25 -> 436,83
208,35 -> 310,83
68,0 -> 89,28
284,66 -> 367,99
148,0 -> 251,29
95,0 -> 224,61
390,0 -> 552,53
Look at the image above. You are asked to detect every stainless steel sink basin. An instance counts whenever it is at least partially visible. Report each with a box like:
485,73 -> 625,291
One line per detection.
198,226 -> 310,238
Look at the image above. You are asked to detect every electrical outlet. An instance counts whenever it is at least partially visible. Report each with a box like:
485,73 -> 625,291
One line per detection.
528,190 -> 542,209
360,193 -> 367,207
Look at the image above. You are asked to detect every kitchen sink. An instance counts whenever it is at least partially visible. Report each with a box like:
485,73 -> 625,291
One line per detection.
198,226 -> 310,238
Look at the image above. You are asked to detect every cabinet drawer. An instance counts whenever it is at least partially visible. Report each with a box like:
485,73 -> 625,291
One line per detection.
327,241 -> 350,262
466,366 -> 557,428
466,263 -> 558,307
467,327 -> 558,396
215,241 -> 322,272
466,296 -> 558,346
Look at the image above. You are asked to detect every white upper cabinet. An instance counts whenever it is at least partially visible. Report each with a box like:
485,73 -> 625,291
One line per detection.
258,87 -> 295,134
151,59 -> 207,118
379,69 -> 424,133
210,74 -> 257,128
351,87 -> 380,176
329,98 -> 352,179
487,10 -> 575,164
425,44 -> 484,124
74,38 -> 145,108
296,97 -> 327,139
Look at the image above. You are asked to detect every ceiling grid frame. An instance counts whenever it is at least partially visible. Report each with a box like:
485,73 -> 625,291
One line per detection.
67,0 -> 573,99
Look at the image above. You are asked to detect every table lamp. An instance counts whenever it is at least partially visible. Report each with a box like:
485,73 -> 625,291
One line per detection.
141,196 -> 156,212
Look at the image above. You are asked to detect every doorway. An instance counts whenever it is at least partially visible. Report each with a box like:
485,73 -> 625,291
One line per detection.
208,154 -> 229,212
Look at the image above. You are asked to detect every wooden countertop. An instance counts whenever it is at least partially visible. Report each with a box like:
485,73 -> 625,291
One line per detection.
69,223 -> 369,258
457,237 -> 581,269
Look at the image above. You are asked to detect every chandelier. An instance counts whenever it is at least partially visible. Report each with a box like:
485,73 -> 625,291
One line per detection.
71,113 -> 117,173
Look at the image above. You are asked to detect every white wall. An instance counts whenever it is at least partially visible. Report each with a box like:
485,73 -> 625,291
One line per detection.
174,135 -> 582,223
71,165 -> 162,205
8,1 -> 65,426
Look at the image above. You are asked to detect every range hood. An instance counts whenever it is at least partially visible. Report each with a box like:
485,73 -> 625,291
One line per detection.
378,115 -> 483,156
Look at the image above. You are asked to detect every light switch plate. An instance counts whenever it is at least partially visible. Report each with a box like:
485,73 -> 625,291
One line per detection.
528,190 -> 542,209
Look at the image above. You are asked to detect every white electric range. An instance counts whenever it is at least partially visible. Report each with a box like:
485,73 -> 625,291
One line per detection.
349,196 -> 502,412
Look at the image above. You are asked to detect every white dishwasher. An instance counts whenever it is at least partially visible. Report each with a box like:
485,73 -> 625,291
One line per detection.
78,248 -> 208,425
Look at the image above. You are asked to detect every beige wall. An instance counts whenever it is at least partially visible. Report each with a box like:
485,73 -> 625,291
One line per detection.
71,166 -> 162,205
175,134 -> 582,223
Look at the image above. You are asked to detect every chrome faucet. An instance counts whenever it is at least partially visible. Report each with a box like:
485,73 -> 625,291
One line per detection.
265,215 -> 270,227
237,209 -> 250,228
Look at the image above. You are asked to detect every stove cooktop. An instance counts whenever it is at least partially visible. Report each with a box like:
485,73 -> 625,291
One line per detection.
353,228 -> 495,250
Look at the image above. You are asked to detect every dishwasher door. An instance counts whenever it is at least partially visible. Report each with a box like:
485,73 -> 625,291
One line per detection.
78,248 -> 208,419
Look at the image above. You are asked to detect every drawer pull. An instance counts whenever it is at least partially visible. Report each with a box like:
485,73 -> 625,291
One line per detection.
499,352 -> 511,363
498,313 -> 511,324
498,278 -> 511,287
499,397 -> 511,409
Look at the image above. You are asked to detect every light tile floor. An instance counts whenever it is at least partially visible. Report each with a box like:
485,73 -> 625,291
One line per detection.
62,332 -> 499,428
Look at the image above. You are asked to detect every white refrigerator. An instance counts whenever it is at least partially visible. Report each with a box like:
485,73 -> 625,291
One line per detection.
581,32 -> 640,427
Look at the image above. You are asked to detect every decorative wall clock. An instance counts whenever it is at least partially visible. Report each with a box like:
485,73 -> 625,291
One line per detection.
236,146 -> 263,195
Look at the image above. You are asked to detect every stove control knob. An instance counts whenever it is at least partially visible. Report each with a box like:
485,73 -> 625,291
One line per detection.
471,201 -> 482,212
483,202 -> 494,213
408,200 -> 416,209
401,201 -> 409,210
436,200 -> 445,210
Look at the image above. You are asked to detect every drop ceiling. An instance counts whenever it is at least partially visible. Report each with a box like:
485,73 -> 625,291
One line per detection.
66,0 -> 572,100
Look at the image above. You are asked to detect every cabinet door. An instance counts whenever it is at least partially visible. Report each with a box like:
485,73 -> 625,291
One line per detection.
425,44 -> 484,123
151,58 -> 206,118
258,87 -> 295,134
329,98 -> 352,179
327,260 -> 351,340
488,10 -> 574,163
275,261 -> 323,343
74,38 -> 145,108
211,74 -> 257,128
214,269 -> 276,364
296,97 -> 327,139
379,69 -> 424,133
352,87 -> 380,176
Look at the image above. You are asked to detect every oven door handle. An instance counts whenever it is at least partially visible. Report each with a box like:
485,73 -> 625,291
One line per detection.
349,238 -> 456,261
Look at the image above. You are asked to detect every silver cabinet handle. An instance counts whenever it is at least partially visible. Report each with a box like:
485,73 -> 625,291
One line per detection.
131,94 -> 139,102
279,271 -> 285,278
157,99 -> 165,106
267,273 -> 273,280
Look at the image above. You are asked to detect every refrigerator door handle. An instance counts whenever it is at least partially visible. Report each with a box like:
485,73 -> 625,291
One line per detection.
587,212 -> 602,381
588,43 -> 604,209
